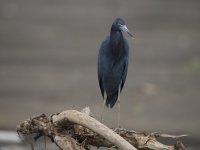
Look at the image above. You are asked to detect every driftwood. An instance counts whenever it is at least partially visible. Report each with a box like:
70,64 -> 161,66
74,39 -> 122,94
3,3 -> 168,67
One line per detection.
16,107 -> 187,150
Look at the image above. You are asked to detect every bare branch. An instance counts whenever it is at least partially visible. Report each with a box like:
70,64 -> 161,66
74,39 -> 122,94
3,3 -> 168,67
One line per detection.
157,133 -> 188,139
52,110 -> 137,150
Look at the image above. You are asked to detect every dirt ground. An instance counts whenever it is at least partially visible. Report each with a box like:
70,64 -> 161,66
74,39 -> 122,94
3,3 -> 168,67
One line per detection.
0,0 -> 200,148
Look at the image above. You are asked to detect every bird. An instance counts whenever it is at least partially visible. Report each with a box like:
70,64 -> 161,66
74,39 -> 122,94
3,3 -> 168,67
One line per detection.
98,18 -> 134,126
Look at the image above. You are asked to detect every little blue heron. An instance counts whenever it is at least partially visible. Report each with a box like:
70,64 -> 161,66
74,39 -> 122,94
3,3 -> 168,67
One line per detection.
98,18 -> 134,126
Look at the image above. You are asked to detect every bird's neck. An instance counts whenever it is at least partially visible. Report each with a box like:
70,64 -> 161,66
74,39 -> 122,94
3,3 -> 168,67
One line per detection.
110,29 -> 124,55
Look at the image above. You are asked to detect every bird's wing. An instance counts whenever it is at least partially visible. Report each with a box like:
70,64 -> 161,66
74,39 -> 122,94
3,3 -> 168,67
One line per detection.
98,76 -> 104,98
98,37 -> 110,98
120,37 -> 129,91
120,58 -> 128,91
98,57 -> 104,98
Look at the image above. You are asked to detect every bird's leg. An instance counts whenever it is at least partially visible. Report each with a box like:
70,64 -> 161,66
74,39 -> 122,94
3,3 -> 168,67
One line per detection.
100,100 -> 106,121
117,84 -> 121,128
100,91 -> 107,122
117,95 -> 121,128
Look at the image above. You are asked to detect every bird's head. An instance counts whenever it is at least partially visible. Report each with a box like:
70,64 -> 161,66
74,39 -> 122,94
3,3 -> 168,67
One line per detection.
112,18 -> 135,38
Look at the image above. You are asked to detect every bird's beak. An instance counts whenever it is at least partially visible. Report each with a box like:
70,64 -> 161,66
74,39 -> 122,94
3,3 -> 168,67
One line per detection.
119,25 -> 135,39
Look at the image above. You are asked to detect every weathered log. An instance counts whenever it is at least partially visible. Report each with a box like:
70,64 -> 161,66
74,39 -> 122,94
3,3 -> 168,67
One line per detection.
16,108 -> 187,150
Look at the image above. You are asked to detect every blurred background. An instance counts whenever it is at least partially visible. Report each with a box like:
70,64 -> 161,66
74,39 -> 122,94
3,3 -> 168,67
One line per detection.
0,0 -> 200,149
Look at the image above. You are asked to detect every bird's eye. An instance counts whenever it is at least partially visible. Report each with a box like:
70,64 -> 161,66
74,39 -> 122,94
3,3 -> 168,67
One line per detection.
118,24 -> 123,27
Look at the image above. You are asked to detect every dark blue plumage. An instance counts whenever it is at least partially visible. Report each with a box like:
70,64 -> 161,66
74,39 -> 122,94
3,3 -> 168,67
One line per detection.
98,18 -> 133,108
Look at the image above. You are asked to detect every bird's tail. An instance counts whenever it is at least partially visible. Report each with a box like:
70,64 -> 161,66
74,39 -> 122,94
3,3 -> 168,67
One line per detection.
106,91 -> 119,108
